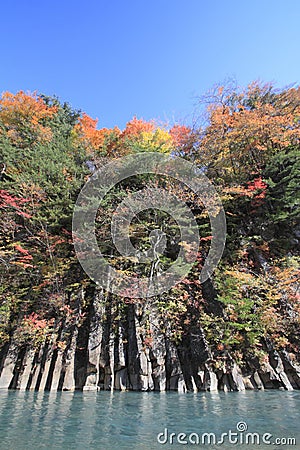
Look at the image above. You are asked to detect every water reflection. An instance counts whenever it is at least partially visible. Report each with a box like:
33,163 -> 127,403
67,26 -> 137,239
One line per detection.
0,390 -> 298,449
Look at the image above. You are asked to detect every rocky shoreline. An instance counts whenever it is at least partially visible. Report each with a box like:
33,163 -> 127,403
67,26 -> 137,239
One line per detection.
1,290 -> 299,392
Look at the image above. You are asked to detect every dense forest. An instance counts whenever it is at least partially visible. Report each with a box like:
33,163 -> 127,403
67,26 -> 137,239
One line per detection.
0,82 -> 299,391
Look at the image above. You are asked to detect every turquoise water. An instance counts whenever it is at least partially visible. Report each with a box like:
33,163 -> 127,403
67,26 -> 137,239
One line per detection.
0,390 -> 299,449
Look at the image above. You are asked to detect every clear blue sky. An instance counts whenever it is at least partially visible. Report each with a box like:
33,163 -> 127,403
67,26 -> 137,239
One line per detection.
1,0 -> 299,129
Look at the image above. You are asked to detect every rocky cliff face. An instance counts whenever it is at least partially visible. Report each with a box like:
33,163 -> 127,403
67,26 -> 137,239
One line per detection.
1,287 -> 300,392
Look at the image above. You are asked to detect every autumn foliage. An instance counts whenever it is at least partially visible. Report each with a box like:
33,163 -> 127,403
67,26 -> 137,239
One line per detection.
198,82 -> 300,182
0,83 -> 299,370
0,91 -> 58,145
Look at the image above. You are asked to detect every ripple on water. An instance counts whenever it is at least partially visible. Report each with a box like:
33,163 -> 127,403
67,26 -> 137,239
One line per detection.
0,390 -> 299,450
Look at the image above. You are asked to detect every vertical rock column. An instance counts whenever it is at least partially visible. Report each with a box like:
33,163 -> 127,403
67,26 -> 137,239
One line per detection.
83,290 -> 105,391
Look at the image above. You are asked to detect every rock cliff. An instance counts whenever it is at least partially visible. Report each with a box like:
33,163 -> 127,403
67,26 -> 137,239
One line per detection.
1,287 -> 299,392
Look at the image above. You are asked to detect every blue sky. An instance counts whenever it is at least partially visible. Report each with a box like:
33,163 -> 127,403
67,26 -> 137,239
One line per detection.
1,0 -> 300,129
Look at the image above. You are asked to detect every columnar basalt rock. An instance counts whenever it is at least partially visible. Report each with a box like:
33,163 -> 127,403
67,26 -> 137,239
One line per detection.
0,290 -> 300,392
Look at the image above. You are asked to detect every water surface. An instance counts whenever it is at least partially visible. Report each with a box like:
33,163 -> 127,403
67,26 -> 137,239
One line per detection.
0,390 -> 299,449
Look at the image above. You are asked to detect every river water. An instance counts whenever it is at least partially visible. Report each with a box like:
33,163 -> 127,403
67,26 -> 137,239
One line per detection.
0,390 -> 299,449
